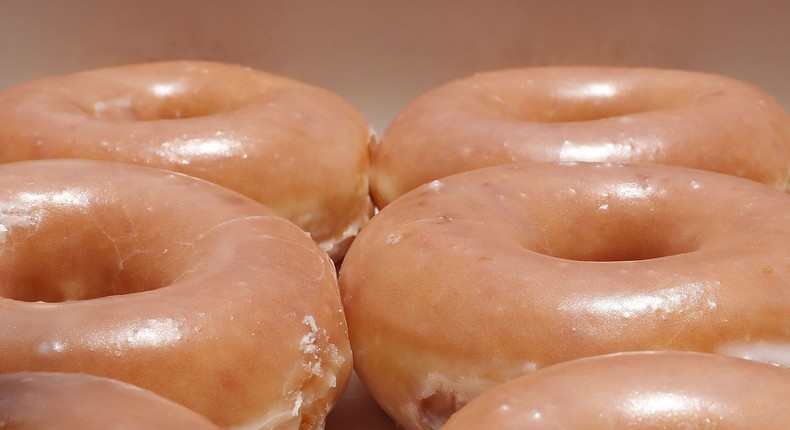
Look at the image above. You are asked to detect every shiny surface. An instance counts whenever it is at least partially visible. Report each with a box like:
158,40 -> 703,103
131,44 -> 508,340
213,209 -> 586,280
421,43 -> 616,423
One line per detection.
442,352 -> 790,429
0,160 -> 352,429
371,67 -> 790,207
0,60 -> 373,261
339,162 -> 790,430
0,371 -> 221,429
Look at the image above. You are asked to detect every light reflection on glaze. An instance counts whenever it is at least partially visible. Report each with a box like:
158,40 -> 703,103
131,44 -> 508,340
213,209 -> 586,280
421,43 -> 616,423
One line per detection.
559,81 -> 619,99
18,189 -> 90,207
36,340 -> 67,356
92,96 -> 133,117
90,318 -> 183,352
606,181 -> 654,200
150,82 -> 181,98
621,391 -> 718,422
155,134 -> 249,165
717,341 -> 790,367
426,180 -> 443,192
559,282 -> 717,319
559,140 -> 634,162
0,190 -> 90,244
584,82 -> 617,98
0,204 -> 37,244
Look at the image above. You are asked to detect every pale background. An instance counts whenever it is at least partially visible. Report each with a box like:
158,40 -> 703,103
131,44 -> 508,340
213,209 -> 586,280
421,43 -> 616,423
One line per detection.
2,0 -> 789,134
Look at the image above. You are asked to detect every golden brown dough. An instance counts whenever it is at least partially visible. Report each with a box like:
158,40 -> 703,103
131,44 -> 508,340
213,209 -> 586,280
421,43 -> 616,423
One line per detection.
442,351 -> 790,430
0,159 -> 352,429
0,61 -> 373,261
0,371 -> 221,429
340,162 -> 790,429
372,67 -> 790,207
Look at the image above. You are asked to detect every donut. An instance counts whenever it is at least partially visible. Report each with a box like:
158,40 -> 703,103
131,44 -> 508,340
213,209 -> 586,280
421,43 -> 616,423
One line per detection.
0,159 -> 352,429
0,60 -> 373,261
371,66 -> 790,207
442,351 -> 790,429
0,371 -> 221,429
339,162 -> 790,429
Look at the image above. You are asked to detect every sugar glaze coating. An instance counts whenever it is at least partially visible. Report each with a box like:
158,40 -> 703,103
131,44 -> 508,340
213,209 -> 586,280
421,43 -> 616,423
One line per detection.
0,61 -> 374,261
0,371 -> 221,429
372,67 -> 790,206
443,351 -> 790,430
341,162 -> 790,429
0,160 -> 352,429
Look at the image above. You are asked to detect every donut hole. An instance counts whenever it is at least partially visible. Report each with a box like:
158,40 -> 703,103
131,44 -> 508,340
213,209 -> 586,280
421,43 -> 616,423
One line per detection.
526,87 -> 674,123
532,98 -> 661,123
487,79 -> 683,124
132,94 -> 230,120
527,187 -> 706,262
535,220 -> 702,262
90,92 -> 250,121
86,81 -> 261,121
0,205 -> 188,302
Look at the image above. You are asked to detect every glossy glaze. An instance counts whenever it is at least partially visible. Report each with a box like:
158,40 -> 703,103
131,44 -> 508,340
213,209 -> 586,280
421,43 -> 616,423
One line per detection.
0,61 -> 374,261
442,351 -> 790,429
339,162 -> 790,430
0,371 -> 221,429
371,67 -> 790,207
0,160 -> 352,429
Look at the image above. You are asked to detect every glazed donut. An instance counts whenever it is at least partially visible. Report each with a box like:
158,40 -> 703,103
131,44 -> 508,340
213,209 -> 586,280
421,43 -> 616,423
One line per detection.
371,66 -> 790,207
0,371 -> 221,429
0,60 -> 373,261
0,159 -> 352,429
339,162 -> 790,430
442,351 -> 790,429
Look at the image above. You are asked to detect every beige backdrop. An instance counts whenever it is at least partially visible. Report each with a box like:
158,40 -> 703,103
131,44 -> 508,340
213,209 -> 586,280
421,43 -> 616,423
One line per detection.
1,0 -> 788,133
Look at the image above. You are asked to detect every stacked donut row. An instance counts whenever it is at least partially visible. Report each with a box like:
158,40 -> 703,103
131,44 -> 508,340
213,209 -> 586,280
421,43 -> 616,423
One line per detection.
0,62 -> 789,429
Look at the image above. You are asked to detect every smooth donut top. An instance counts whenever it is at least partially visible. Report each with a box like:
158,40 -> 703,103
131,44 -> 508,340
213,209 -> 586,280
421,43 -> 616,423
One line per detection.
0,371 -> 221,429
0,61 -> 374,260
442,351 -> 790,430
0,159 -> 352,429
340,162 -> 790,429
371,67 -> 790,206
